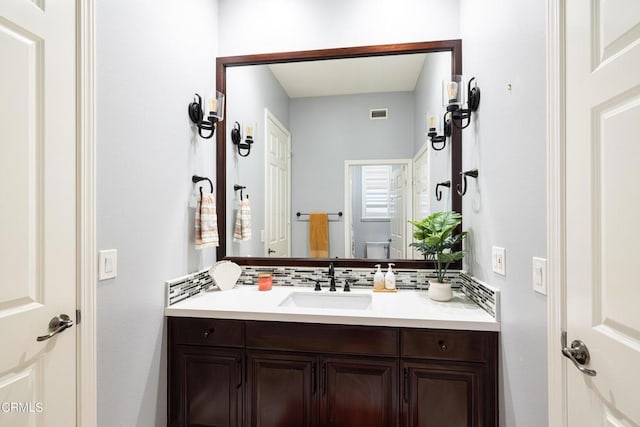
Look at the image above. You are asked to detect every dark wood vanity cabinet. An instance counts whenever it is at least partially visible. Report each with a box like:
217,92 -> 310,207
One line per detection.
400,329 -> 498,427
322,356 -> 398,427
168,318 -> 497,427
246,351 -> 317,426
244,321 -> 399,427
168,318 -> 245,427
244,352 -> 398,427
171,346 -> 244,427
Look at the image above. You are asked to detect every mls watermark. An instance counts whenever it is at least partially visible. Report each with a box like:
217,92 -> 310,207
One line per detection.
0,402 -> 44,413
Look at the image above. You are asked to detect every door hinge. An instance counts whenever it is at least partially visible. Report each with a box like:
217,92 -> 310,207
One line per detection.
76,309 -> 81,325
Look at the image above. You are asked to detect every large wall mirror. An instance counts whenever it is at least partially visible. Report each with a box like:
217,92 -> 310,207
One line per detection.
216,40 -> 462,268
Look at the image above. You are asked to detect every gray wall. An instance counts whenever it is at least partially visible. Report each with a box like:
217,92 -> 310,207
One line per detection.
289,92 -> 414,257
460,1 -> 547,426
218,0 -> 461,57
96,0 -> 218,425
226,65 -> 290,257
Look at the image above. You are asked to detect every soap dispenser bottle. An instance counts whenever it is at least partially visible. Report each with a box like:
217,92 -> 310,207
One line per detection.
373,264 -> 385,290
384,263 -> 396,290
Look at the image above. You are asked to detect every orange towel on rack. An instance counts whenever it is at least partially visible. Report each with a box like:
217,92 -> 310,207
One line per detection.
309,212 -> 329,258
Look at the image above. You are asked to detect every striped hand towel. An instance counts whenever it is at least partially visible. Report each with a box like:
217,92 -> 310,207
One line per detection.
233,198 -> 252,241
195,192 -> 219,248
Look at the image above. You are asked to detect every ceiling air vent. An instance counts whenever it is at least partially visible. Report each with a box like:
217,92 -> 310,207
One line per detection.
370,108 -> 388,120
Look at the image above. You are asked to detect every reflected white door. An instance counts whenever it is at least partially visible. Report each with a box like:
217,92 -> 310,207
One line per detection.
412,144 -> 430,220
265,110 -> 291,257
389,165 -> 406,259
412,144 -> 430,259
565,2 -> 640,425
0,0 -> 77,425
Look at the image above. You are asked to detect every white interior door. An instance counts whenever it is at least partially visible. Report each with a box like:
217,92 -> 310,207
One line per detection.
264,109 -> 291,257
412,144 -> 430,259
389,165 -> 406,259
412,144 -> 430,221
0,0 -> 77,425
565,2 -> 640,425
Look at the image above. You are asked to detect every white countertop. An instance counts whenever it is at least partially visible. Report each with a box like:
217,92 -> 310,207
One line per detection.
165,286 -> 500,332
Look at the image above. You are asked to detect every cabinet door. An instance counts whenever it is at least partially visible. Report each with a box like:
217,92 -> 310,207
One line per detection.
246,351 -> 318,427
170,346 -> 243,427
321,357 -> 398,427
401,361 -> 485,427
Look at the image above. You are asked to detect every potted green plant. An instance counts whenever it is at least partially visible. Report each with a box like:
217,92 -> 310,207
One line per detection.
409,211 -> 467,301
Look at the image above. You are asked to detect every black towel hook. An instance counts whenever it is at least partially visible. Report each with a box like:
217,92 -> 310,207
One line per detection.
234,184 -> 247,200
435,180 -> 451,201
456,169 -> 479,196
192,175 -> 214,196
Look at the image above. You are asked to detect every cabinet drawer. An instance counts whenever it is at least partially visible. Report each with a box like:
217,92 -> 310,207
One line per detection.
170,317 -> 244,347
401,329 -> 495,363
246,321 -> 398,356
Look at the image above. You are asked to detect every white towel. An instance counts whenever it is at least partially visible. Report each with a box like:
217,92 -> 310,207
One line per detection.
233,198 -> 252,241
195,192 -> 219,248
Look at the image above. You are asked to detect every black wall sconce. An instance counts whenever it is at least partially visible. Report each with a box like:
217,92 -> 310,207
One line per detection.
457,169 -> 479,196
230,121 -> 256,157
447,77 -> 480,130
188,91 -> 225,139
435,180 -> 451,201
427,112 -> 452,151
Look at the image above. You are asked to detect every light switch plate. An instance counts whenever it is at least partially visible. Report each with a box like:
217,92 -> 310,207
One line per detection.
532,257 -> 547,295
98,249 -> 118,280
492,246 -> 506,275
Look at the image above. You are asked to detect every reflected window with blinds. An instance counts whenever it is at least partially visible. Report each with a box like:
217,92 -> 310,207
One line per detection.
361,165 -> 392,221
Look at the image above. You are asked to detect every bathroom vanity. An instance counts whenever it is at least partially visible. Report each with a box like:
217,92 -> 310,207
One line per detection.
166,287 -> 499,427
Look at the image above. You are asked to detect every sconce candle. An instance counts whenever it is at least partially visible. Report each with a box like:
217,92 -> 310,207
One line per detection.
245,123 -> 255,140
428,115 -> 437,131
427,111 -> 451,151
231,121 -> 255,157
447,81 -> 459,104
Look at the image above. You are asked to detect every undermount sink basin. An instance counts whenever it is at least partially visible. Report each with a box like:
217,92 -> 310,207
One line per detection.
279,292 -> 372,310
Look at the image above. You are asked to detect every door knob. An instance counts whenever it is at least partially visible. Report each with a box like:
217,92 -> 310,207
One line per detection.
36,314 -> 74,342
561,331 -> 596,376
267,248 -> 276,254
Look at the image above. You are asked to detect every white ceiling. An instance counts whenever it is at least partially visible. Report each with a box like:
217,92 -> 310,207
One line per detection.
268,53 -> 428,98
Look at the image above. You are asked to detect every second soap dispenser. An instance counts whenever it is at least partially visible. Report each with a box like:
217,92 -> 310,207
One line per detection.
384,263 -> 396,290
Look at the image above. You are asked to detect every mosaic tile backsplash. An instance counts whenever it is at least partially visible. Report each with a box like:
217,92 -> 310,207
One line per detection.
166,268 -> 213,306
457,273 -> 499,320
166,265 -> 499,320
236,266 -> 459,290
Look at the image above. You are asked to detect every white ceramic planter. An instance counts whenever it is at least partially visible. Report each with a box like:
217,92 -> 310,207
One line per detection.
428,280 -> 452,302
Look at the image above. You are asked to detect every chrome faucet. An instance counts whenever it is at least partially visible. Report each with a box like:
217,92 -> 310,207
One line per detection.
328,263 -> 337,292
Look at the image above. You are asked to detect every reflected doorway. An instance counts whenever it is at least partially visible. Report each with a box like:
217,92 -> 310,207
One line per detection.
344,159 -> 413,259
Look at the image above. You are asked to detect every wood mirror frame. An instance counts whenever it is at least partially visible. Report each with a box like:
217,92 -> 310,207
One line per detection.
216,39 -> 462,268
